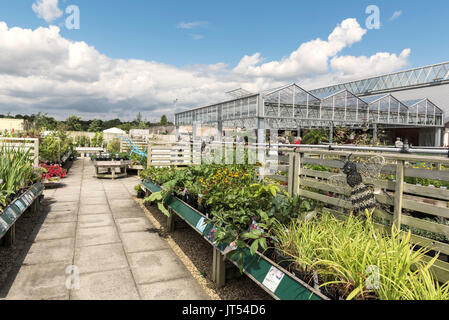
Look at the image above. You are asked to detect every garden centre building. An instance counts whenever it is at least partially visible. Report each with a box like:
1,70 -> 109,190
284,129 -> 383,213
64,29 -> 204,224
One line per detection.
175,61 -> 449,147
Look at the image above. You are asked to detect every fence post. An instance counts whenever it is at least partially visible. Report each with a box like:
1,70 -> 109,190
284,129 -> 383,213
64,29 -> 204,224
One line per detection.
393,160 -> 405,230
287,152 -> 295,196
147,143 -> 152,168
292,151 -> 302,196
34,138 -> 39,167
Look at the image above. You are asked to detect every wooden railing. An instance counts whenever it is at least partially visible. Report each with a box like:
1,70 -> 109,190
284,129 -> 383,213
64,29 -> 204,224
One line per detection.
0,137 -> 39,167
147,142 -> 193,167
287,148 -> 449,282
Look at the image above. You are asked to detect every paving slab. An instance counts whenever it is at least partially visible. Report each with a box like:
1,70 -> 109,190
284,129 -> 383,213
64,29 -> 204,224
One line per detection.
121,232 -> 169,253
79,204 -> 111,215
4,262 -> 70,300
128,250 -> 190,285
80,197 -> 108,205
115,217 -> 153,233
24,238 -> 75,265
74,243 -> 128,274
34,222 -> 76,242
138,278 -> 210,300
78,214 -> 114,228
70,269 -> 140,300
111,208 -> 146,219
2,159 -> 209,301
76,226 -> 120,247
43,210 -> 78,223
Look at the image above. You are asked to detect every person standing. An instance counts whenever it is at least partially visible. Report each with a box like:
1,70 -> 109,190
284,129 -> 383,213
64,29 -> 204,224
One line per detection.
395,137 -> 404,148
295,137 -> 302,149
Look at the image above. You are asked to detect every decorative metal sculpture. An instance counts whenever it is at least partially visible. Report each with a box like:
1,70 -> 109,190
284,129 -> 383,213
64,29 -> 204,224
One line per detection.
329,154 -> 385,214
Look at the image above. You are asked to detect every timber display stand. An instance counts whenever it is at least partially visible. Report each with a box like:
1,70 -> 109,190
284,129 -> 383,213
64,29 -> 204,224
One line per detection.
0,182 -> 44,246
141,179 -> 327,301
94,160 -> 131,180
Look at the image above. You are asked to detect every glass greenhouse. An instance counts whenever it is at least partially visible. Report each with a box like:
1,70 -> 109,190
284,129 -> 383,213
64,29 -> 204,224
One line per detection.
175,83 -> 444,135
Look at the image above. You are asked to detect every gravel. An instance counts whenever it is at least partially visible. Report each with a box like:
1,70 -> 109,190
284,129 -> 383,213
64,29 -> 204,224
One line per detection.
0,196 -> 47,293
137,199 -> 273,300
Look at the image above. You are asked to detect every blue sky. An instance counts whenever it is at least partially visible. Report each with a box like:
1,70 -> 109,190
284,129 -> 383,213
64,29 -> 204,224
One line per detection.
0,0 -> 447,120
2,0 -> 447,68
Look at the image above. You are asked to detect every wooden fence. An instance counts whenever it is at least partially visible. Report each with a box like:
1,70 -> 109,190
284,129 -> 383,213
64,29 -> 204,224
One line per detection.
120,136 -> 148,154
286,148 -> 449,283
0,137 -> 39,167
147,142 -> 193,167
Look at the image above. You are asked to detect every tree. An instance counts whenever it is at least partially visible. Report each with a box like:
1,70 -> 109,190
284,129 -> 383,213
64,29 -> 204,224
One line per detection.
88,119 -> 104,132
160,115 -> 168,126
65,115 -> 82,131
33,112 -> 58,130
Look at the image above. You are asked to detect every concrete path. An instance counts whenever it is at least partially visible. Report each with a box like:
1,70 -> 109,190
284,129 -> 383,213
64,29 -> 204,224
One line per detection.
1,159 -> 209,300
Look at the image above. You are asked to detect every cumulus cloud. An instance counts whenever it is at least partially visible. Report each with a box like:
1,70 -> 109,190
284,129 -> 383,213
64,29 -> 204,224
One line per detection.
329,49 -> 411,80
233,19 -> 367,79
32,0 -> 63,23
0,19 -> 411,120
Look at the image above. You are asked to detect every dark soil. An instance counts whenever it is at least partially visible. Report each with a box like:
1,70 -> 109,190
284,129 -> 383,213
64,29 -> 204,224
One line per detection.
0,196 -> 46,291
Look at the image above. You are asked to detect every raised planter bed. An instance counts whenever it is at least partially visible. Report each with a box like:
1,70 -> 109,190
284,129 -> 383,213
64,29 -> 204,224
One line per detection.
0,182 -> 45,245
141,179 -> 327,301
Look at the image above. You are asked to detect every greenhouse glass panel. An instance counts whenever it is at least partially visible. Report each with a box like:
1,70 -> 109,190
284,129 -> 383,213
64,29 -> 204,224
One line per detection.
249,97 -> 257,116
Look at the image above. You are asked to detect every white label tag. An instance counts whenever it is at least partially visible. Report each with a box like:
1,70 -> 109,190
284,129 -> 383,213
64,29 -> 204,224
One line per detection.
195,217 -> 207,233
262,266 -> 285,293
0,217 -> 8,232
6,207 -> 16,219
15,201 -> 25,212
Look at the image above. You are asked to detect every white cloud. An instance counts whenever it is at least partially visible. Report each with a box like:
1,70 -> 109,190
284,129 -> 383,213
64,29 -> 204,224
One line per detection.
233,18 -> 367,79
32,0 -> 63,23
177,21 -> 208,29
329,49 -> 411,80
0,19 -> 411,120
391,10 -> 403,21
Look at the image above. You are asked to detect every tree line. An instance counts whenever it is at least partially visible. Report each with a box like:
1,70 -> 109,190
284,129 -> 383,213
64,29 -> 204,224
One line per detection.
0,112 -> 171,132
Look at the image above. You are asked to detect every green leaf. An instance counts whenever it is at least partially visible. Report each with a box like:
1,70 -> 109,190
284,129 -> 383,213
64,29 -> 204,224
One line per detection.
250,239 -> 259,255
157,202 -> 170,217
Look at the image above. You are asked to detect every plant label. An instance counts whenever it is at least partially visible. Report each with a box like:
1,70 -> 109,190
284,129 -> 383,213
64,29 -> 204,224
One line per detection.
6,207 -> 17,219
195,217 -> 207,233
15,201 -> 25,212
262,266 -> 285,293
0,217 -> 8,233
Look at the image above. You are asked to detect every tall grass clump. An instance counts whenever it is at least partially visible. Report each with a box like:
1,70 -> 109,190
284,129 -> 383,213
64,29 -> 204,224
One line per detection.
272,211 -> 449,300
0,145 -> 40,211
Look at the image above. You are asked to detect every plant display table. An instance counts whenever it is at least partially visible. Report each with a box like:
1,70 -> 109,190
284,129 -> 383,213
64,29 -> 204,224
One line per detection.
94,160 -> 131,180
141,179 -> 327,301
76,147 -> 105,158
0,182 -> 44,246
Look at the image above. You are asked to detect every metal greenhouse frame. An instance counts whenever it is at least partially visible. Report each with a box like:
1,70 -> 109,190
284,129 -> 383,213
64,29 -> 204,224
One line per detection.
175,83 -> 444,146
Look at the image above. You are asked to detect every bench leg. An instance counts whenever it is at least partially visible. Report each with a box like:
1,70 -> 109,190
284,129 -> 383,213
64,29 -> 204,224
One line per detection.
31,198 -> 40,214
1,224 -> 15,247
211,247 -> 226,288
167,210 -> 175,232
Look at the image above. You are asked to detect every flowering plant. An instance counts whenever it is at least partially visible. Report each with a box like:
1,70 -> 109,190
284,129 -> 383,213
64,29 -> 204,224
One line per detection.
40,164 -> 67,181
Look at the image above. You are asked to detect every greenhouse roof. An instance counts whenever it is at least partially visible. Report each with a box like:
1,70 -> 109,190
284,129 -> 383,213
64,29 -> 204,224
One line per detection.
175,82 -> 444,129
310,61 -> 449,97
